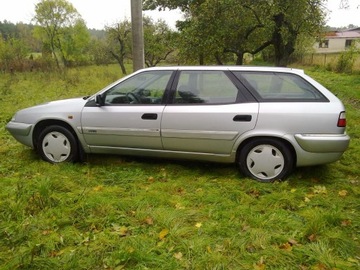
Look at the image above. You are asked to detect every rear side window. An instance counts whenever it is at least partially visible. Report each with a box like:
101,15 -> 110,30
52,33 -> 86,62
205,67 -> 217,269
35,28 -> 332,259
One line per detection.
174,71 -> 239,104
234,72 -> 327,102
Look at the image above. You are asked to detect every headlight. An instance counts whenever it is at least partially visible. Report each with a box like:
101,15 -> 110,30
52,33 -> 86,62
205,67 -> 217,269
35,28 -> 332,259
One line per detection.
11,113 -> 17,122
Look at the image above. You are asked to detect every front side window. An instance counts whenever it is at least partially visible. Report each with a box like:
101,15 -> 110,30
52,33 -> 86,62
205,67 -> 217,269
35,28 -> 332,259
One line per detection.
174,71 -> 238,104
234,72 -> 327,101
104,71 -> 172,105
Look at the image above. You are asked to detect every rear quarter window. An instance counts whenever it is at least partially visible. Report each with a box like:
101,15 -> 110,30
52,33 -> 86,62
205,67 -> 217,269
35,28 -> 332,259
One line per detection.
233,72 -> 328,102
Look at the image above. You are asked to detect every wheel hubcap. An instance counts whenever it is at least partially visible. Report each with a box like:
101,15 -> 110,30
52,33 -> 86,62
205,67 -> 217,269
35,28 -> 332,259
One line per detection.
246,144 -> 285,180
42,132 -> 71,162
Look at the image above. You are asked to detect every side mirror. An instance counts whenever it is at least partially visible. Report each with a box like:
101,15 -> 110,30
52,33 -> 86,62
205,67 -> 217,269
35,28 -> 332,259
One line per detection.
95,94 -> 105,106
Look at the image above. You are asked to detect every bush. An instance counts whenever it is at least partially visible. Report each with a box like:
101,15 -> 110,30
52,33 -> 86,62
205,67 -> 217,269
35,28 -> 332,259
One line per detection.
335,45 -> 358,73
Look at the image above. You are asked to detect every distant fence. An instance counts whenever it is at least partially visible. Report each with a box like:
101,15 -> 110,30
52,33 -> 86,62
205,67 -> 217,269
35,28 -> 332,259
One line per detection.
298,52 -> 360,71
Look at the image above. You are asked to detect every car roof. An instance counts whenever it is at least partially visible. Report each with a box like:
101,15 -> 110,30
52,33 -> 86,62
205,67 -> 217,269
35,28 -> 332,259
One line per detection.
141,66 -> 305,74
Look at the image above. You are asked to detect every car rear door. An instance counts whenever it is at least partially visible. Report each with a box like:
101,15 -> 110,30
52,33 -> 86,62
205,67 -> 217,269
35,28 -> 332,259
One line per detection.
161,70 -> 259,155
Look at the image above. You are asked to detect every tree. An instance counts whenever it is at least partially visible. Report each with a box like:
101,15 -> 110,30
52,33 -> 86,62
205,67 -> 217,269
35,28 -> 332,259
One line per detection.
106,20 -> 132,74
178,0 -> 272,65
143,0 -> 326,66
143,0 -> 204,12
0,20 -> 18,40
0,36 -> 29,72
267,0 -> 326,66
143,17 -> 177,67
33,0 -> 90,68
88,37 -> 114,65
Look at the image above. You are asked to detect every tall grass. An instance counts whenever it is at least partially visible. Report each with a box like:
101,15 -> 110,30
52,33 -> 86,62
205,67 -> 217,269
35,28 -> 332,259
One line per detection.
0,65 -> 359,269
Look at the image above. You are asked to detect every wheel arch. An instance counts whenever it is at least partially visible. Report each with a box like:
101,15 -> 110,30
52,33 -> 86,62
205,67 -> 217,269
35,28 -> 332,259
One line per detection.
33,120 -> 78,151
235,136 -> 297,168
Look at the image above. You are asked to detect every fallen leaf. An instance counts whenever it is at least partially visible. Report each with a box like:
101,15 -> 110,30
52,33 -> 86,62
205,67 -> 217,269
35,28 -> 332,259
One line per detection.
195,222 -> 202,228
308,234 -> 317,242
304,197 -> 311,203
338,190 -> 348,197
93,185 -> 103,192
341,219 -> 352,227
177,187 -> 186,194
246,244 -> 256,253
312,186 -> 327,194
175,203 -> 185,209
159,228 -> 169,240
118,226 -> 129,237
112,224 -> 129,237
312,263 -> 328,270
279,242 -> 292,251
254,256 -> 266,270
248,189 -> 261,198
173,252 -> 183,260
290,188 -> 297,193
288,239 -> 298,246
42,230 -> 52,235
144,217 -> 154,225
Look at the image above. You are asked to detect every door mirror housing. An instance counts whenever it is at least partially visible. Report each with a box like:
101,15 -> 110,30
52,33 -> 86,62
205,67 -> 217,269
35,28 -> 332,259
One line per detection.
95,94 -> 105,106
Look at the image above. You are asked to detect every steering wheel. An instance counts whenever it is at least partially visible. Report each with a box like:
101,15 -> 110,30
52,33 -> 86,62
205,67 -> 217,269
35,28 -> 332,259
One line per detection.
126,92 -> 140,104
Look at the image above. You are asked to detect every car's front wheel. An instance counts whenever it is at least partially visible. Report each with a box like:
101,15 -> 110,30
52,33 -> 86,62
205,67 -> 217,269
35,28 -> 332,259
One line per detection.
37,125 -> 78,163
238,138 -> 294,182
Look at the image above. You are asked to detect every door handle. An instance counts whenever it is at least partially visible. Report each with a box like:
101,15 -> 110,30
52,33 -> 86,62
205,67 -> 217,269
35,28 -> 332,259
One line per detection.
233,115 -> 252,122
142,113 -> 158,120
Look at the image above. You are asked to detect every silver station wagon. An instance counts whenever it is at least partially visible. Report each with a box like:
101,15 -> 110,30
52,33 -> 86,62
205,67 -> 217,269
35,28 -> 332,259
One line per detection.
6,66 -> 350,182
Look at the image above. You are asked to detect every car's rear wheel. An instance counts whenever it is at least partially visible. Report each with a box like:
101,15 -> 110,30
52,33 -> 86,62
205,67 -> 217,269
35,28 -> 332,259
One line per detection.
37,125 -> 78,163
238,138 -> 294,182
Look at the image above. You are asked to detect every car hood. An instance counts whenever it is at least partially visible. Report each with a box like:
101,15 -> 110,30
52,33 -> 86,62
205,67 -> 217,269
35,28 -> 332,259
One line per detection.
12,97 -> 88,124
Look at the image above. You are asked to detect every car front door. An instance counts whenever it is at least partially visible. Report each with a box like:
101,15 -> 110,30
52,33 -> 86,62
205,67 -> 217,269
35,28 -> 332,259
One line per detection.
161,70 -> 259,156
81,70 -> 174,152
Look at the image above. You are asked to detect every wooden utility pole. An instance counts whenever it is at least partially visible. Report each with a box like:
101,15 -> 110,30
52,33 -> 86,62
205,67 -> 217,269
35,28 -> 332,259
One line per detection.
131,0 -> 145,71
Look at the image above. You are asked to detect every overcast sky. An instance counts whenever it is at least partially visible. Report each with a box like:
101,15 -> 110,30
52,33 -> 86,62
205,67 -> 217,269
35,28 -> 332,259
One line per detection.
0,0 -> 359,29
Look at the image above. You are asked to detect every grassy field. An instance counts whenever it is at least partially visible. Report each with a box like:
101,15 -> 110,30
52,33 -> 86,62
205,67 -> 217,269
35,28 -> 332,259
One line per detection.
0,65 -> 359,269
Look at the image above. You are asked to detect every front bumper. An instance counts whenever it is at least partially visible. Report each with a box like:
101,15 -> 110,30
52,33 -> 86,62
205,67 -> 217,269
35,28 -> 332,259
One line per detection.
6,121 -> 34,148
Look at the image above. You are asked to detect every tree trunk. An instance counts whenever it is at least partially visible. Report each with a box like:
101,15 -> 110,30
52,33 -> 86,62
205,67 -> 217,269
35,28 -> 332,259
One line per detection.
235,52 -> 244,65
199,53 -> 204,65
214,53 -> 223,65
110,51 -> 127,74
271,13 -> 296,67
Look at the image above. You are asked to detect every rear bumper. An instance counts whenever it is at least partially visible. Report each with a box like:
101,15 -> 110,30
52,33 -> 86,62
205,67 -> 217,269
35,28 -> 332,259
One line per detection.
295,133 -> 350,153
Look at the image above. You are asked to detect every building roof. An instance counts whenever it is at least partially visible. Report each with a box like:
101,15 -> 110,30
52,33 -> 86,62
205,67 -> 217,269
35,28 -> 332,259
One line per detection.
325,29 -> 360,39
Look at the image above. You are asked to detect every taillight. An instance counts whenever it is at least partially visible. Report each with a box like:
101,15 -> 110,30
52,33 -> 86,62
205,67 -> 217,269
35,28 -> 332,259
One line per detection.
337,111 -> 347,127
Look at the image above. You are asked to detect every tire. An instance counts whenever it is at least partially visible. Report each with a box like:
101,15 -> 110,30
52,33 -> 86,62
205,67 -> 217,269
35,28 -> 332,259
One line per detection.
238,138 -> 294,182
37,125 -> 78,163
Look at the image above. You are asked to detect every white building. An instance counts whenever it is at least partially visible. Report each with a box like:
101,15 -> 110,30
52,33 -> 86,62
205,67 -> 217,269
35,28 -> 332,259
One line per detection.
314,27 -> 360,53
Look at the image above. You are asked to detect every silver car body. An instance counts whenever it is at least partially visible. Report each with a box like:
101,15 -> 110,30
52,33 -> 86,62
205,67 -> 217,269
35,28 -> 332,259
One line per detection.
6,66 -> 350,180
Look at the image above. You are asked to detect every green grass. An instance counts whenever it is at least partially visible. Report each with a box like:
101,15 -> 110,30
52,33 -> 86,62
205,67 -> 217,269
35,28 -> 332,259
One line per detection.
0,65 -> 359,269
